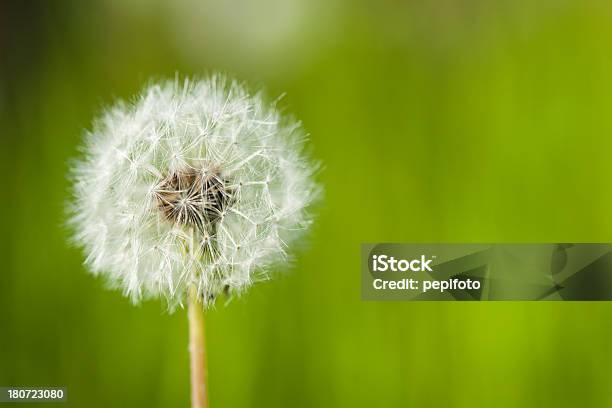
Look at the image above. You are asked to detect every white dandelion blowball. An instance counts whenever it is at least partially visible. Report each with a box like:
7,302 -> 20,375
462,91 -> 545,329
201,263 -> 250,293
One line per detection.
70,75 -> 320,308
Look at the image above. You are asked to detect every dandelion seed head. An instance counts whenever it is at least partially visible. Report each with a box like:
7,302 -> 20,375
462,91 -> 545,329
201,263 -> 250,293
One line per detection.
69,75 -> 319,309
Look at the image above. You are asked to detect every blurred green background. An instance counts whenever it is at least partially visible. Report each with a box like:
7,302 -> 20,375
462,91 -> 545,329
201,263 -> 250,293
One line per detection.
3,0 -> 612,407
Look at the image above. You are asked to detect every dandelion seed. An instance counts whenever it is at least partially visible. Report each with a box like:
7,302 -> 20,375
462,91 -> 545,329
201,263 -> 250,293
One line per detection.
69,75 -> 319,308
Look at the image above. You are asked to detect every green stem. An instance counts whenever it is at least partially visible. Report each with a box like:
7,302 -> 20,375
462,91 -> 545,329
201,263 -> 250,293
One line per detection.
188,285 -> 208,408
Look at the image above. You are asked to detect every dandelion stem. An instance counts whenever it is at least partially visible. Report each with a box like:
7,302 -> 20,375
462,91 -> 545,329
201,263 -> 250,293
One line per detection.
188,286 -> 208,408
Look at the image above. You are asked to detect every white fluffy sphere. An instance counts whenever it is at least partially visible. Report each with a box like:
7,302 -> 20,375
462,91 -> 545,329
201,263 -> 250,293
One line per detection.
69,76 -> 319,308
